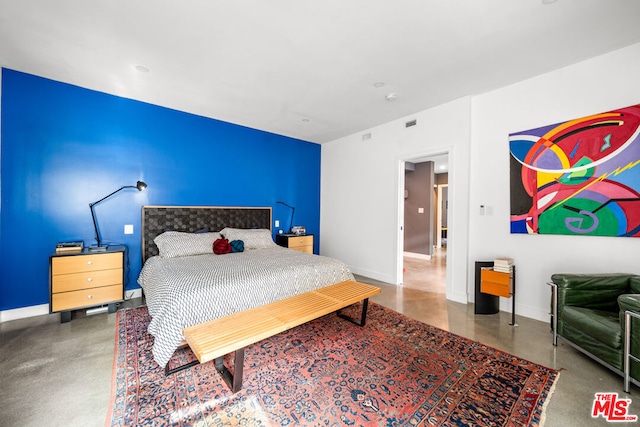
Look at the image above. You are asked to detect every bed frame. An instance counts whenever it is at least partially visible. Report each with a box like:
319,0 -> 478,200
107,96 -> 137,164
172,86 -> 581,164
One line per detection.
140,205 -> 378,392
141,205 -> 272,261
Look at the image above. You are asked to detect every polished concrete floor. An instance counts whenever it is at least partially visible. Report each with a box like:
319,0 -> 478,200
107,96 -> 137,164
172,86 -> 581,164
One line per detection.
403,247 -> 447,293
1,264 -> 638,426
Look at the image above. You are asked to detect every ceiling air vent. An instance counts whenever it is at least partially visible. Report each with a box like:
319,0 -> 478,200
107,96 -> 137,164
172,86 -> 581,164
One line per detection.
405,119 -> 417,128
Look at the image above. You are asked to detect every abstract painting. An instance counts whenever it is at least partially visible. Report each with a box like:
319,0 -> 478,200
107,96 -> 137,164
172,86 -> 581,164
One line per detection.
509,104 -> 640,237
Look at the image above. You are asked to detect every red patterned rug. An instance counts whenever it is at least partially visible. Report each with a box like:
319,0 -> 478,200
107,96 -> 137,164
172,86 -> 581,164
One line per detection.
106,303 -> 557,426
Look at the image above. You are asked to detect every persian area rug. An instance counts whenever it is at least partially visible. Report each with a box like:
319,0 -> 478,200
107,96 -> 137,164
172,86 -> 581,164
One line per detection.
107,303 -> 557,427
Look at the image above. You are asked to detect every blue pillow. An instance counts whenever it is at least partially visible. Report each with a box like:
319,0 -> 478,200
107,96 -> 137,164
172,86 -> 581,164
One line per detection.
230,240 -> 244,253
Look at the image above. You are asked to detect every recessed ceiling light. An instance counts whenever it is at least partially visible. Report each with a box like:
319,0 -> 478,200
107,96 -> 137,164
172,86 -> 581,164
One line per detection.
135,65 -> 150,73
373,81 -> 385,88
385,93 -> 398,102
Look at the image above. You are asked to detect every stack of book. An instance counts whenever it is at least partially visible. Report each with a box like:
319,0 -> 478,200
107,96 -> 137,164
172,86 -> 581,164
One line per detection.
493,257 -> 514,273
55,241 -> 84,254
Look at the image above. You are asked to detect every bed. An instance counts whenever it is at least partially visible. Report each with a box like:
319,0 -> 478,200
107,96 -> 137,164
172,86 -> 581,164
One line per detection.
137,205 -> 355,367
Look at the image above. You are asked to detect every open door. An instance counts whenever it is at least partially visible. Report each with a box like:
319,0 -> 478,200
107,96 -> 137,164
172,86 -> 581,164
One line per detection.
400,154 -> 448,293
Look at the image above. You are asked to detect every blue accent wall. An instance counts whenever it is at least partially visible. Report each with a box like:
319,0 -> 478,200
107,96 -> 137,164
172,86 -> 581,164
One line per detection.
0,69 -> 321,311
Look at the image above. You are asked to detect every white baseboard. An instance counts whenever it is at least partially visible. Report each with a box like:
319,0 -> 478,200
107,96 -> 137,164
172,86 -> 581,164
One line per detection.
349,265 -> 397,285
124,288 -> 143,300
0,288 -> 144,323
404,251 -> 432,260
0,304 -> 49,323
447,291 -> 468,305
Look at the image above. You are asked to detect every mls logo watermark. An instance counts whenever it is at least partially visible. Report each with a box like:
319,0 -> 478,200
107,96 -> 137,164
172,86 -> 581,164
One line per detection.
592,392 -> 638,422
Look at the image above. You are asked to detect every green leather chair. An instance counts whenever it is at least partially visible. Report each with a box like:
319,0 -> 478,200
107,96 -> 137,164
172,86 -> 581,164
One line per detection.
549,273 -> 640,392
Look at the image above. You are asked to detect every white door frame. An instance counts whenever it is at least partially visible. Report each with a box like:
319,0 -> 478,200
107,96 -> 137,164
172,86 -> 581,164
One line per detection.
396,150 -> 450,291
436,184 -> 449,248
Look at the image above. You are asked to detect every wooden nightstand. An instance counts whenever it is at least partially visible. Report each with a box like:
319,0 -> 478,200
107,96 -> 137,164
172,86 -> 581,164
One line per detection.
275,234 -> 314,254
49,246 -> 125,322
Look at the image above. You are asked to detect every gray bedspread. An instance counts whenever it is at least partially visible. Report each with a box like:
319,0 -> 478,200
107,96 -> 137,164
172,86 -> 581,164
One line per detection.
138,246 -> 354,367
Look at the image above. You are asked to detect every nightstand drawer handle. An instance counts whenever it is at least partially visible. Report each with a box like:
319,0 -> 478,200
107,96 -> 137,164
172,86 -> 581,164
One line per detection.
87,295 -> 93,299
87,261 -> 93,265
87,277 -> 93,282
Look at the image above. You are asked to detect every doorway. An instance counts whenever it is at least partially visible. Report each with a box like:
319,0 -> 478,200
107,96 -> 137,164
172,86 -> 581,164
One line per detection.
400,153 -> 448,293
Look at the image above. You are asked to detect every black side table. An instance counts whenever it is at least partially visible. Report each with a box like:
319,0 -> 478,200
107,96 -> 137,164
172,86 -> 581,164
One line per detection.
474,261 -> 499,314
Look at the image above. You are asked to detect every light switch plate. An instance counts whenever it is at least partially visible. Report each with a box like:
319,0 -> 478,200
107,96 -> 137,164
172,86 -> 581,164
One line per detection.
124,224 -> 134,235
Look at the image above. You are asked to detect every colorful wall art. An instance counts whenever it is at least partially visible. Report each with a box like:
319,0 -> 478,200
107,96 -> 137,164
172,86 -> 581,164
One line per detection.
509,104 -> 640,237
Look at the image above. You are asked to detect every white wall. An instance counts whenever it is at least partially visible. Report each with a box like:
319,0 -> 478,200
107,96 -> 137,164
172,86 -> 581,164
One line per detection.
469,42 -> 640,321
321,97 -> 472,304
321,41 -> 640,322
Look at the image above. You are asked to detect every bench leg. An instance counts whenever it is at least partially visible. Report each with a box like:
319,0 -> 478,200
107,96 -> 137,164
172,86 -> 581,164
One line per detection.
165,359 -> 200,376
165,343 -> 200,376
337,298 -> 370,327
165,346 -> 245,394
215,347 -> 245,393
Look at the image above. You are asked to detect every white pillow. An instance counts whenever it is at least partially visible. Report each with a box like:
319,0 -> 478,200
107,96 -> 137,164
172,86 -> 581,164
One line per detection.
220,228 -> 275,249
154,231 -> 221,258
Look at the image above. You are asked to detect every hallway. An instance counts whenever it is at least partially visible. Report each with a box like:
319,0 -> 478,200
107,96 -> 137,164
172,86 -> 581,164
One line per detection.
403,247 -> 446,293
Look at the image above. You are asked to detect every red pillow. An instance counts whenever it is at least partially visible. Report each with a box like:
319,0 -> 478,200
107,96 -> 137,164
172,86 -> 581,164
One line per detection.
213,238 -> 231,255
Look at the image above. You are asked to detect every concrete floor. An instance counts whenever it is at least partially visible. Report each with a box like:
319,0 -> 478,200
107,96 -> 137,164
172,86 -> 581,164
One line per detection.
403,249 -> 447,293
1,280 -> 638,426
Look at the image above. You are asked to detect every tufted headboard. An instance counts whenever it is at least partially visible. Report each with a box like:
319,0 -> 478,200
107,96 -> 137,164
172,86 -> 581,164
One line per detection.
141,205 -> 272,261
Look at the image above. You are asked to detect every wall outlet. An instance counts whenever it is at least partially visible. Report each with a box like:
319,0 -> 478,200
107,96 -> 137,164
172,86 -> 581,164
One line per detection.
124,224 -> 134,234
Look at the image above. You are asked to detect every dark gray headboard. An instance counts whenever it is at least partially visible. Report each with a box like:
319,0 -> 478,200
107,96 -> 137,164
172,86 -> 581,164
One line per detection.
142,205 -> 272,261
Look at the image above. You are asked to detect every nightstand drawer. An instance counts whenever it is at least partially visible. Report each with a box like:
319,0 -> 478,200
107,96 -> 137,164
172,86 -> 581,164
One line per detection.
291,245 -> 313,254
288,235 -> 313,248
275,234 -> 314,254
481,269 -> 512,297
52,252 -> 122,275
51,284 -> 123,312
51,269 -> 122,293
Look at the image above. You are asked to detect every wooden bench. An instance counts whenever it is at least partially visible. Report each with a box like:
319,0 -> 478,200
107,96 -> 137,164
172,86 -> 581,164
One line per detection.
165,280 -> 381,392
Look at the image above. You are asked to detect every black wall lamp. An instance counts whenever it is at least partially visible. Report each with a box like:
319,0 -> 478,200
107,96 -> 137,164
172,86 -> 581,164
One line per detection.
89,180 -> 147,251
276,201 -> 295,233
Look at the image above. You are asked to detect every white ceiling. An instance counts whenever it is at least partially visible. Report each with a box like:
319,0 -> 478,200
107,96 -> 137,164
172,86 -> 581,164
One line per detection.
1,0 -> 640,144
